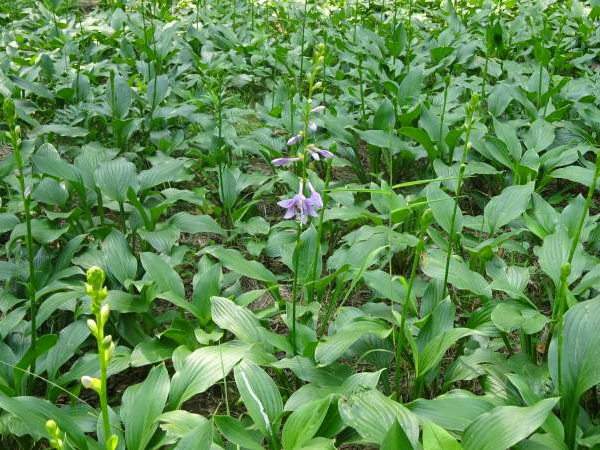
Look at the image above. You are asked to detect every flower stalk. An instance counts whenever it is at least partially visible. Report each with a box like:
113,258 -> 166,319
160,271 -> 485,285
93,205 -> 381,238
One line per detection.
82,267 -> 118,450
3,98 -> 37,374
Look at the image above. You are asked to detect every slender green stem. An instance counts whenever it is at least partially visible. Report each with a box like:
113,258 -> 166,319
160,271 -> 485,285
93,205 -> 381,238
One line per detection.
396,211 -> 428,401
441,98 -> 477,300
290,222 -> 302,355
308,161 -> 331,304
95,311 -> 111,448
5,106 -> 37,374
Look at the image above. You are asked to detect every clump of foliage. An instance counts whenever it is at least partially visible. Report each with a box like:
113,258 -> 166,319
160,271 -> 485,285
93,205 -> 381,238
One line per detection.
1,0 -> 600,449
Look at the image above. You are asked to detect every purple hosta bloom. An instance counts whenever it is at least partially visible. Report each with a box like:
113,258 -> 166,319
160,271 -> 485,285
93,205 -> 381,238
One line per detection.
272,157 -> 300,166
311,105 -> 326,114
287,134 -> 303,146
307,144 -> 334,161
277,180 -> 322,223
308,121 -> 318,134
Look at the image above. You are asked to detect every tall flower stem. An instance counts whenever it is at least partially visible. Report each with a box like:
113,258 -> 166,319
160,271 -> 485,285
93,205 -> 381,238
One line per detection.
3,100 -> 37,373
395,209 -> 430,401
82,267 -> 117,450
290,222 -> 302,355
442,95 -> 478,300
308,160 -> 332,305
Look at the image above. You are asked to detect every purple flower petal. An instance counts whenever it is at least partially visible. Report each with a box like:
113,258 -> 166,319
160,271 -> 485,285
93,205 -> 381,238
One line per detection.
272,157 -> 300,166
308,122 -> 318,133
287,134 -> 303,146
317,148 -> 334,159
311,105 -> 326,114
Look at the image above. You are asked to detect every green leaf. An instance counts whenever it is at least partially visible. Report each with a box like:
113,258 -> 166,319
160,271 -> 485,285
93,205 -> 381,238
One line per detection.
32,124 -> 88,138
462,398 -> 558,450
120,364 -> 170,450
214,415 -> 263,450
141,252 -> 184,298
484,182 -> 534,233
211,296 -> 265,344
108,74 -> 132,119
339,390 -> 419,446
491,302 -> 547,335
551,298 -> 600,415
315,318 -> 391,366
373,99 -> 396,131
422,421 -> 462,450
168,341 -> 249,408
204,246 -> 277,283
174,421 -> 212,450
41,320 -> 89,379
282,397 -> 330,450
417,328 -> 475,378
234,360 -> 283,437
95,158 -> 138,203
170,212 -> 225,236
426,183 -> 462,235
381,420 -> 414,450
103,231 -> 137,286
422,250 -> 491,298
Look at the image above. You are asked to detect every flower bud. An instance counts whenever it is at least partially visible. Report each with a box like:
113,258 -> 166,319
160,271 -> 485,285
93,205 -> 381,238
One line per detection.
87,319 -> 98,336
107,434 -> 119,450
45,419 -> 58,435
81,376 -> 101,393
86,266 -> 105,292
100,303 -> 110,325
3,98 -> 15,125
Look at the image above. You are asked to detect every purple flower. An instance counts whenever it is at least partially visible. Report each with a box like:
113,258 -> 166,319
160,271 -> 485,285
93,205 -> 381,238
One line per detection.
277,181 -> 322,223
311,105 -> 326,114
307,144 -> 334,161
307,182 -> 323,210
308,122 -> 318,133
287,134 -> 303,146
272,157 -> 300,166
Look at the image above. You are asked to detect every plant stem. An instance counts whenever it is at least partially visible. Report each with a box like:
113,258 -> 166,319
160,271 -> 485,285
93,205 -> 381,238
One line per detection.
7,116 -> 37,374
290,222 -> 302,355
308,161 -> 331,304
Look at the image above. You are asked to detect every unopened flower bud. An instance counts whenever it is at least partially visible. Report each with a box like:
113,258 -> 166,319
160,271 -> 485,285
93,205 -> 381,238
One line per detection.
87,319 -> 98,336
560,262 -> 571,280
86,266 -> 105,292
81,375 -> 101,392
45,419 -> 58,434
100,303 -> 110,325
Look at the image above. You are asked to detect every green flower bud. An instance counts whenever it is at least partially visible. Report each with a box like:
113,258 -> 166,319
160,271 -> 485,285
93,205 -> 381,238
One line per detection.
86,266 -> 105,292
100,303 -> 110,326
3,98 -> 15,124
87,319 -> 98,336
81,375 -> 101,393
45,419 -> 58,435
107,434 -> 119,450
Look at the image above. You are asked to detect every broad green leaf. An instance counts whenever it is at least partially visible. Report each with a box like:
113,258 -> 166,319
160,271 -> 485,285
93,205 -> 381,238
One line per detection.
422,421 -> 462,450
417,328 -> 475,377
174,421 -> 212,450
103,230 -> 137,286
211,296 -> 265,344
234,360 -> 283,437
381,420 -> 414,450
168,341 -> 249,408
214,415 -> 263,450
170,212 -> 225,236
484,182 -> 534,233
426,183 -> 462,235
422,250 -> 491,298
121,364 -> 170,450
338,390 -> 419,446
204,246 -> 277,283
141,252 -> 184,298
550,298 -> 600,412
282,397 -> 330,450
315,318 -> 391,366
95,158 -> 138,203
462,398 -> 558,450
